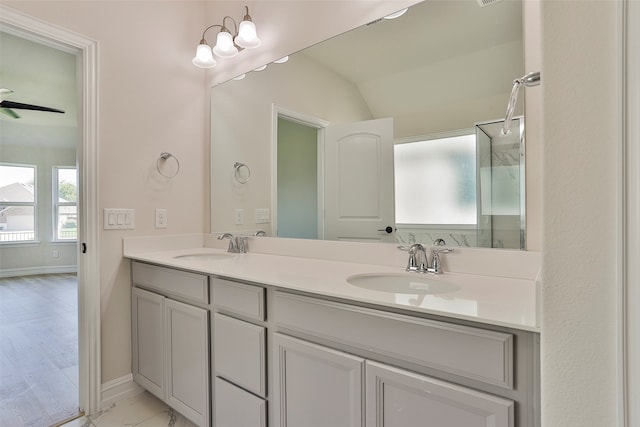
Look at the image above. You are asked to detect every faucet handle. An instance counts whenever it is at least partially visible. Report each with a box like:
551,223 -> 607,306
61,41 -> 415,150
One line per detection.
431,248 -> 454,274
237,236 -> 248,254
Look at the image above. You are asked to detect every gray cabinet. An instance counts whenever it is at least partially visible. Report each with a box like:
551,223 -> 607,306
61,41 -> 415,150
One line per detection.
272,291 -> 537,427
366,361 -> 514,427
211,277 -> 267,427
271,332 -> 514,427
272,333 -> 364,427
131,262 -> 210,427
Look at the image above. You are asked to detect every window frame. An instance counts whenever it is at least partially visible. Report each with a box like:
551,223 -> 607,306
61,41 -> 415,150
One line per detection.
0,162 -> 38,244
52,166 -> 78,242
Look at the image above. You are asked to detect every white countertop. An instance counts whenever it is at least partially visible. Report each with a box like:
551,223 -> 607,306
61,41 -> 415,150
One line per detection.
125,245 -> 539,333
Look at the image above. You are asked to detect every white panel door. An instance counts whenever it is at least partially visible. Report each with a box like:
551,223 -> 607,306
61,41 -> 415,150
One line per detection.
272,333 -> 365,427
324,118 -> 395,242
131,287 -> 165,400
366,361 -> 514,427
165,299 -> 210,427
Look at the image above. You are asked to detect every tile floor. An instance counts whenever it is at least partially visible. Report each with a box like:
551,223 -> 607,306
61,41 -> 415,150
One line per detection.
59,391 -> 197,427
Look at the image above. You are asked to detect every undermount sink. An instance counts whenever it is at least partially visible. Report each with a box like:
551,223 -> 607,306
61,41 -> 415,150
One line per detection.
173,252 -> 234,261
346,273 -> 460,295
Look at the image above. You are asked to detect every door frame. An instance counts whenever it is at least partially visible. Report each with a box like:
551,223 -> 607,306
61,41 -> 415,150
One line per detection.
622,0 -> 640,424
271,104 -> 329,238
0,6 -> 101,414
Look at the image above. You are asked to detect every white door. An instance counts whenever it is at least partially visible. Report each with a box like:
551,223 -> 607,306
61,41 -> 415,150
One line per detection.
272,333 -> 365,427
366,361 -> 514,427
324,118 -> 395,242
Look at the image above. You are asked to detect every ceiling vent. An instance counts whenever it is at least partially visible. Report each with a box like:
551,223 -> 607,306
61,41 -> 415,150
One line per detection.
476,0 -> 504,6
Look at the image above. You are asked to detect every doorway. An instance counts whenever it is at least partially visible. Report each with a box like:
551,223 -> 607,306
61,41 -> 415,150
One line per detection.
0,5 -> 101,418
0,30 -> 80,426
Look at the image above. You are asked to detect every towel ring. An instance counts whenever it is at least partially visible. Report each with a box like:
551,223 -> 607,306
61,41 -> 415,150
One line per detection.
157,152 -> 180,179
234,162 -> 250,184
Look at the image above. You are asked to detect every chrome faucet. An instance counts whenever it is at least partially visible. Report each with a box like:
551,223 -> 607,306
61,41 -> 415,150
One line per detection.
406,243 -> 428,272
218,232 -> 249,253
401,240 -> 454,274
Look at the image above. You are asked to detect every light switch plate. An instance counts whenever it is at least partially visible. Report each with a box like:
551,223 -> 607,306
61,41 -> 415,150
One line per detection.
255,208 -> 270,224
104,209 -> 135,230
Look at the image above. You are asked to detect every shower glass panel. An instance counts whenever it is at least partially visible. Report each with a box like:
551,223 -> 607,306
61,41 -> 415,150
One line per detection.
476,117 -> 525,249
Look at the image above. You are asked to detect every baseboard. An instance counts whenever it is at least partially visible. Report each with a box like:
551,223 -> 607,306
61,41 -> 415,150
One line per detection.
0,265 -> 77,278
100,374 -> 145,409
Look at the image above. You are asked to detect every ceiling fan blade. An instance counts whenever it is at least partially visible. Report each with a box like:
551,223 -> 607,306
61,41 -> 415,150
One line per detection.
0,100 -> 64,114
0,107 -> 21,119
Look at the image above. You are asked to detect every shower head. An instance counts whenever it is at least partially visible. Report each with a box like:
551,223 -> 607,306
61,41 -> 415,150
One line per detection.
520,71 -> 541,88
501,71 -> 541,135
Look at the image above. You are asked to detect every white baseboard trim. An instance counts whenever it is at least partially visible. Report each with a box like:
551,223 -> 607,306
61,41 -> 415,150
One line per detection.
0,265 -> 78,278
100,374 -> 145,409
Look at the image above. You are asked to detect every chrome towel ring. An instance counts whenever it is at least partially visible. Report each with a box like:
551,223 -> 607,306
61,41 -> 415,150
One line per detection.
234,162 -> 250,184
157,152 -> 180,179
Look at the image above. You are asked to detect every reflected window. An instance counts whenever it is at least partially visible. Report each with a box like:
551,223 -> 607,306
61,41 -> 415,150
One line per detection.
0,164 -> 37,243
394,134 -> 476,225
53,167 -> 77,241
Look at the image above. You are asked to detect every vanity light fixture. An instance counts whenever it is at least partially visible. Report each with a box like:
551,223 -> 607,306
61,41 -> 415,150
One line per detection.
192,5 -> 261,69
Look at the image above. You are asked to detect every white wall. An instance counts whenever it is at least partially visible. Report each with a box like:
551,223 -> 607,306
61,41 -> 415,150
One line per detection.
2,0 -> 209,382
541,1 -> 620,426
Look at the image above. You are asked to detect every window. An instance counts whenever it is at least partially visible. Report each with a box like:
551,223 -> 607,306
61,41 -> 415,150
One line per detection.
0,164 -> 37,242
53,167 -> 77,241
394,134 -> 476,225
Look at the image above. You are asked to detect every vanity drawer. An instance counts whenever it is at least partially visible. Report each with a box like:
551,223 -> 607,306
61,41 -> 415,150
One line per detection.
215,377 -> 266,427
273,292 -> 514,389
214,313 -> 266,396
211,278 -> 265,321
131,261 -> 208,305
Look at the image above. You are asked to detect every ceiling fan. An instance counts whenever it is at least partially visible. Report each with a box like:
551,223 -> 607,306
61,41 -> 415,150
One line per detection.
0,88 -> 65,119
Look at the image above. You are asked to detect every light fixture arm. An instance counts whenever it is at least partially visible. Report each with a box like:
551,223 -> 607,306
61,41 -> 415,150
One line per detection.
221,16 -> 238,37
200,24 -> 223,43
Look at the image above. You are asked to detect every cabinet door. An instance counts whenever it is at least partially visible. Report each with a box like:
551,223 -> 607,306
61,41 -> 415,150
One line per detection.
366,361 -> 514,427
215,377 -> 267,427
131,287 -> 165,400
272,333 -> 364,427
165,299 -> 210,427
214,313 -> 266,396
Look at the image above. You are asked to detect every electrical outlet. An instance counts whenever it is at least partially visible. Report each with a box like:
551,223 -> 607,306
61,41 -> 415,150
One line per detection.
155,208 -> 168,228
52,249 -> 59,258
234,208 -> 244,225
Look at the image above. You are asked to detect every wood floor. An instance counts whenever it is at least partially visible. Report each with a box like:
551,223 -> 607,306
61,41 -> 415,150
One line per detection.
0,274 -> 80,427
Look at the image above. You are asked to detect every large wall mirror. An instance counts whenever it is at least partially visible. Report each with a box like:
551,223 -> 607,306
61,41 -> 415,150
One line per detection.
211,0 -> 528,249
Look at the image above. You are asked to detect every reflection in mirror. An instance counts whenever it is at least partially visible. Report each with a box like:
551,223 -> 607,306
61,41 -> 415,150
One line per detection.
211,0 -> 526,248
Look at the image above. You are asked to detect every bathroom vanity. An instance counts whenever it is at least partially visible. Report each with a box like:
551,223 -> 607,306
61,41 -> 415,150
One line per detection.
126,237 -> 540,427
